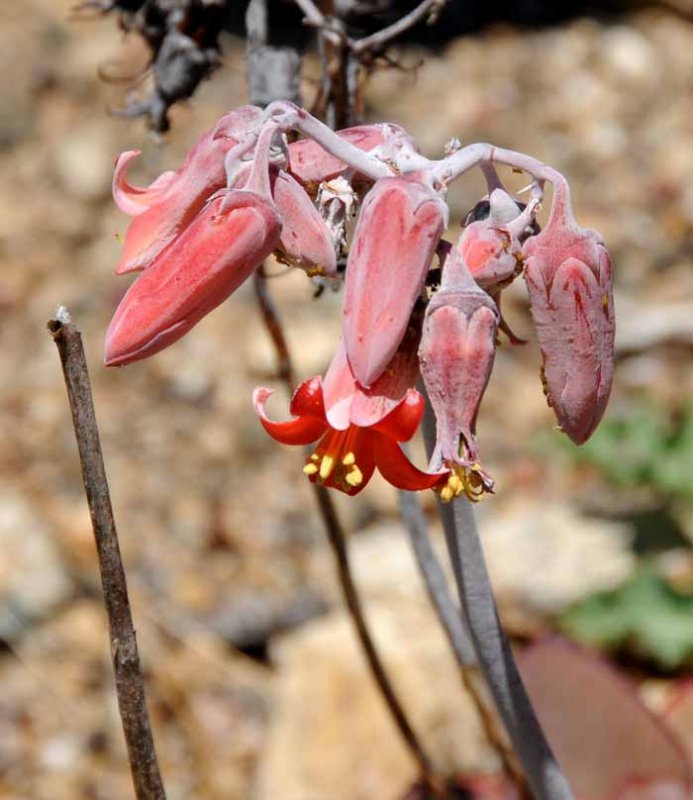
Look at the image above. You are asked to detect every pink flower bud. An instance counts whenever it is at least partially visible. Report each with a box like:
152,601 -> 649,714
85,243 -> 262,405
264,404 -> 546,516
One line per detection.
343,176 -> 445,387
522,184 -> 615,444
271,170 -> 337,277
113,106 -> 262,274
419,256 -> 498,501
452,189 -> 538,292
105,190 -> 281,366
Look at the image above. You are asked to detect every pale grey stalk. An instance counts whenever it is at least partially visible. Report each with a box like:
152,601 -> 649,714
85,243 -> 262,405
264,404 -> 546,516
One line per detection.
398,488 -> 532,795
397,489 -> 477,667
420,402 -> 575,800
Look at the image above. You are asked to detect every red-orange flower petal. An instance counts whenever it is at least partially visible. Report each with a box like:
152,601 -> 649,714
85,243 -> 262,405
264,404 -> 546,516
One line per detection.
370,389 -> 425,443
288,376 -> 328,419
253,388 -> 327,445
375,435 -> 447,491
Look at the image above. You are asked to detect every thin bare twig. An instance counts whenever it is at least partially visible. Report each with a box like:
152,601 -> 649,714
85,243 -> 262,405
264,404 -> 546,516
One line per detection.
253,264 -> 296,388
246,0 -> 302,107
48,308 -> 166,800
351,0 -> 444,54
294,0 -> 445,125
312,484 -> 443,794
293,0 -> 329,29
397,489 -> 531,797
252,269 -> 444,795
294,0 -> 445,54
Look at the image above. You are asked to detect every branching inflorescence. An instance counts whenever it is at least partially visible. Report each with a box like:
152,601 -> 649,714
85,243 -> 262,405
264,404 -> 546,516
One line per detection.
105,101 -> 615,502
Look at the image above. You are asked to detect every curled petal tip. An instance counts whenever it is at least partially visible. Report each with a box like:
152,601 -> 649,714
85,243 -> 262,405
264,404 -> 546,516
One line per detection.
112,107 -> 263,273
254,381 -> 329,446
113,150 -> 177,216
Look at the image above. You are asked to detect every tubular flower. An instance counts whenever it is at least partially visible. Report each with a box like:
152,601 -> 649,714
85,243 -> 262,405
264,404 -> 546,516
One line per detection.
113,105 -> 262,274
343,175 -> 446,388
419,249 -> 498,502
522,182 -> 615,444
254,341 -> 447,496
105,123 -> 282,366
271,169 -> 337,277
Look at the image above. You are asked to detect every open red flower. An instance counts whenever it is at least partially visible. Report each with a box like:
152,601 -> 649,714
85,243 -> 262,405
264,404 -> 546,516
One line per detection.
253,342 -> 446,496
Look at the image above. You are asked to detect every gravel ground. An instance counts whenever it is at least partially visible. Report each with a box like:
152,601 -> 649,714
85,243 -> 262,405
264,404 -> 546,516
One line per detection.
1,2 -> 692,798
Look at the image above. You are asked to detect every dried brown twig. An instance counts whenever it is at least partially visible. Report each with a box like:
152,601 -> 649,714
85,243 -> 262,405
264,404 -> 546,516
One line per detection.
294,0 -> 445,54
295,0 -> 446,125
48,307 -> 166,800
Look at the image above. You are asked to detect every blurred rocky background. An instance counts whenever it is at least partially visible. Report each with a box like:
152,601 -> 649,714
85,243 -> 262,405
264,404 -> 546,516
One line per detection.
1,1 -> 692,798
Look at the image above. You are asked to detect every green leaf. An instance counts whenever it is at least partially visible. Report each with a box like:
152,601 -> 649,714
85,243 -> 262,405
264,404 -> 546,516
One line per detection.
560,564 -> 693,671
557,403 -> 693,501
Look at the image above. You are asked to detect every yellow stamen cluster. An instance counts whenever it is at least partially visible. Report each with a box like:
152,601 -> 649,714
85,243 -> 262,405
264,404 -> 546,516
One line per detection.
436,463 -> 490,503
303,449 -> 364,490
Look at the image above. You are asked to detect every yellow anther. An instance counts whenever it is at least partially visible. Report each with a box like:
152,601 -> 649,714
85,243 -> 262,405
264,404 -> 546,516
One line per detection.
345,465 -> 363,487
601,294 -> 609,308
449,474 -> 463,494
303,463 -> 319,476
440,485 -> 454,503
436,462 -> 493,504
342,452 -> 356,466
319,454 -> 336,480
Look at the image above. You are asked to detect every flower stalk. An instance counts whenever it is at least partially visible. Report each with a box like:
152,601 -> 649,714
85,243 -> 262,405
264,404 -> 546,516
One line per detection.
252,268 -> 444,794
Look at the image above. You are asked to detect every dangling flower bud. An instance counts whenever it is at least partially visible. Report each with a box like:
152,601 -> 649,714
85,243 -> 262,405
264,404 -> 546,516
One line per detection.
343,175 -> 446,388
522,181 -> 615,444
105,122 -> 283,365
272,170 -> 337,277
419,248 -> 498,501
112,106 -> 263,274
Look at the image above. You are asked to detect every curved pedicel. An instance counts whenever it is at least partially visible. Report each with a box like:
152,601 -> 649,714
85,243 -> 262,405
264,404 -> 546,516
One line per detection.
287,124 -> 393,185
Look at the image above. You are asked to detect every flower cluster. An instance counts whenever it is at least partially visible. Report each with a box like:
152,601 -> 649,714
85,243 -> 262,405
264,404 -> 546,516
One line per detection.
106,102 -> 615,500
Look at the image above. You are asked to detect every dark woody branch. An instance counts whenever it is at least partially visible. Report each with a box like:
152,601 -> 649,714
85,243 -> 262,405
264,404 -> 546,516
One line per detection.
48,308 -> 166,800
